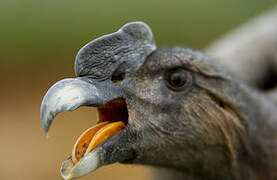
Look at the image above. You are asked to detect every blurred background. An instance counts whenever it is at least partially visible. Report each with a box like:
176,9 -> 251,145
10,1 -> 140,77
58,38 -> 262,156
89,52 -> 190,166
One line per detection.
0,0 -> 276,180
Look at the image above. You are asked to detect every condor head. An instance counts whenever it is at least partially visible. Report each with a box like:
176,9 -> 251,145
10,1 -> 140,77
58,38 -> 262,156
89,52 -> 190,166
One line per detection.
41,22 -> 248,180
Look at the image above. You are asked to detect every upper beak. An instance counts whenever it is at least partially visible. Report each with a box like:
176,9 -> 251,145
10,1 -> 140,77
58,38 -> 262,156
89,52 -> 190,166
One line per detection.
41,78 -> 100,133
40,77 -> 120,133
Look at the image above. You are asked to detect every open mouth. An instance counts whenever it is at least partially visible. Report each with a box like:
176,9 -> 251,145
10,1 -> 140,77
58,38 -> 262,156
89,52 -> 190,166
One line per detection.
71,98 -> 129,165
40,78 -> 136,179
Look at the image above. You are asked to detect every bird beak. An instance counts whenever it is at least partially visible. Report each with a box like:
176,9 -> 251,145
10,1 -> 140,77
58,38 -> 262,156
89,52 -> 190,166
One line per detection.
40,77 -> 109,179
40,78 -> 106,133
40,22 -> 156,179
40,77 -> 134,179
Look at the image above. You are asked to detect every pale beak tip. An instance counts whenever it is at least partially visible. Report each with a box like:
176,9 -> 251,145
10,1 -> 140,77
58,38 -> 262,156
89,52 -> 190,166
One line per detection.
45,132 -> 50,139
60,150 -> 101,180
40,103 -> 52,133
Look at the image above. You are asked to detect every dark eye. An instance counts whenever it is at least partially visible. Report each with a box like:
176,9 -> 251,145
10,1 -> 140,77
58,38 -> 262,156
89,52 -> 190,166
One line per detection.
165,69 -> 192,91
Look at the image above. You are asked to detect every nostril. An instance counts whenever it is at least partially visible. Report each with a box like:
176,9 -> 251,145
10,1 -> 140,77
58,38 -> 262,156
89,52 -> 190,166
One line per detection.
111,72 -> 125,83
111,62 -> 127,83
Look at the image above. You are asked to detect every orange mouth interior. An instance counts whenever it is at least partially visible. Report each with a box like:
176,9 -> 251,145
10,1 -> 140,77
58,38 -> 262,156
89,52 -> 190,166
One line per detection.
71,99 -> 128,164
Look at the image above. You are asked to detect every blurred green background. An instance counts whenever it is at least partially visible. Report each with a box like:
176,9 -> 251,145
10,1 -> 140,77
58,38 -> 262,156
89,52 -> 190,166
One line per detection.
0,0 -> 276,180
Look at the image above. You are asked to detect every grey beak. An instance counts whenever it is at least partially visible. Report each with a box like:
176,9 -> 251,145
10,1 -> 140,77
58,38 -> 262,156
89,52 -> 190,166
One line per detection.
40,78 -> 106,133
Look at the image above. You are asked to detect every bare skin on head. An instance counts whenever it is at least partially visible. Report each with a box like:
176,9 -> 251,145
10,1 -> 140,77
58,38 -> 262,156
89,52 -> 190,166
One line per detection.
40,10 -> 277,180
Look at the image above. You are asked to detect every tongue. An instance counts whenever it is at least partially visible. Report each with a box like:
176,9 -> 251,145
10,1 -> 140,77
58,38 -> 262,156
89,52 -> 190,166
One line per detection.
72,121 -> 126,164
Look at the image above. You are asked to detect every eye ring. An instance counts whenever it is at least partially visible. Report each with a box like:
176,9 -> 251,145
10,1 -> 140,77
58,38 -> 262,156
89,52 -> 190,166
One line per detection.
165,68 -> 192,91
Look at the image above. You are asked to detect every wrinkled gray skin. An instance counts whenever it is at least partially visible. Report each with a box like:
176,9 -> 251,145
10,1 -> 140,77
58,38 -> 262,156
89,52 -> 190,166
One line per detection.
40,21 -> 277,180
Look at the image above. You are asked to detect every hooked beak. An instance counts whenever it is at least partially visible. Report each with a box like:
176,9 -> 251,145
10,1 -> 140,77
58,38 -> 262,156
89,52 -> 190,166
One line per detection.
40,78 -> 103,133
40,77 -> 135,179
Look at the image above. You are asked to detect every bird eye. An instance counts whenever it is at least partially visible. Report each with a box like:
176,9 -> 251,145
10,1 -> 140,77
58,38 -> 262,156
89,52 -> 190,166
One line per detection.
165,69 -> 192,91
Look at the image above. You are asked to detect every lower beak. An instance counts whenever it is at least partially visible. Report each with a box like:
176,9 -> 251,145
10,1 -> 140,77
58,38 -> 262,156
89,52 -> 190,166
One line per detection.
61,149 -> 101,180
60,127 -> 135,180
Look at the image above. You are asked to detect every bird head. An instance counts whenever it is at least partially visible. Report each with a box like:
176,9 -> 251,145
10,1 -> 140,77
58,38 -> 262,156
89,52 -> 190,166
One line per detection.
40,22 -> 251,179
